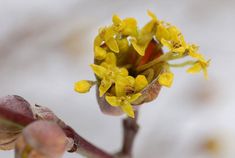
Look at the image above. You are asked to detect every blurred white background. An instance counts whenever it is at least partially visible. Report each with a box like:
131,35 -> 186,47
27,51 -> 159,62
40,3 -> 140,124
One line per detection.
0,0 -> 235,158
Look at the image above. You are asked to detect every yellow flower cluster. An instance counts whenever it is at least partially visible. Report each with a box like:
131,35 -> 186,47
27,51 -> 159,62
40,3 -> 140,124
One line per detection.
91,53 -> 148,118
154,20 -> 209,81
74,11 -> 210,118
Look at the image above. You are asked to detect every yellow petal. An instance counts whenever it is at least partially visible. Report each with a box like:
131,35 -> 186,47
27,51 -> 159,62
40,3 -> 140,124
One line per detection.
97,27 -> 106,40
94,35 -> 103,47
119,68 -> 129,76
123,18 -> 137,27
74,80 -> 93,93
143,22 -> 155,34
104,53 -> 117,66
115,77 -> 128,97
106,38 -> 119,53
156,24 -> 170,40
158,72 -> 174,88
131,40 -> 147,56
105,96 -> 120,106
104,27 -> 115,41
126,76 -> 135,86
129,93 -> 142,103
186,63 -> 202,74
112,14 -> 122,25
134,75 -> 148,92
167,26 -> 181,41
141,13 -> 156,35
117,38 -> 129,53
90,64 -> 106,79
94,46 -> 107,60
115,76 -> 133,97
99,79 -> 112,97
122,18 -> 137,36
147,10 -> 158,22
121,103 -> 135,118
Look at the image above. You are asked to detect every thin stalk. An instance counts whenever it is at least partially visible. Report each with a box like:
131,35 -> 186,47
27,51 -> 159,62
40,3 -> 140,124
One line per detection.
63,125 -> 113,158
168,60 -> 195,67
136,52 -> 186,72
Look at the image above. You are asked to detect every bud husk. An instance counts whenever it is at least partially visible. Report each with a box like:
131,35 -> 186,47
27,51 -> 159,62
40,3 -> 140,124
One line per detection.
0,95 -> 34,150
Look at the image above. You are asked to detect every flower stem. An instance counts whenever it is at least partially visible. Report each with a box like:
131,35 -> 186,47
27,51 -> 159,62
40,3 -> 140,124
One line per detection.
136,52 -> 186,72
168,60 -> 195,67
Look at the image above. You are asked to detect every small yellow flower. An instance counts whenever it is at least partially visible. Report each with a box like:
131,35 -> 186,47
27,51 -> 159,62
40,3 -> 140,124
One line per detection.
132,11 -> 159,56
74,80 -> 94,93
156,23 -> 181,42
156,23 -> 187,56
187,60 -> 210,79
160,36 -> 187,56
115,75 -> 148,98
158,72 -> 174,87
112,15 -> 138,37
105,93 -> 141,118
90,53 -> 129,96
122,18 -> 138,36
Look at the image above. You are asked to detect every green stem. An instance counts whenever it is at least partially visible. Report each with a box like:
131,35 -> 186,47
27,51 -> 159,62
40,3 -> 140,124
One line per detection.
136,52 -> 186,72
168,60 -> 195,68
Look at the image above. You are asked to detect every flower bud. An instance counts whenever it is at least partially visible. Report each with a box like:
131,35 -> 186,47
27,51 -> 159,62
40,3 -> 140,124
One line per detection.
15,121 -> 69,158
0,95 -> 33,150
74,80 -> 94,93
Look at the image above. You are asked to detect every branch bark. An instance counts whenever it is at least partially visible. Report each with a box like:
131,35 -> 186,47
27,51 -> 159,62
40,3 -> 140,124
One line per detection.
116,112 -> 139,158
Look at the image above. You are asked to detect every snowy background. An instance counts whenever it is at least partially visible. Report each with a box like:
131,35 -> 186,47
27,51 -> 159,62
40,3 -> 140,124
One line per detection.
0,0 -> 235,158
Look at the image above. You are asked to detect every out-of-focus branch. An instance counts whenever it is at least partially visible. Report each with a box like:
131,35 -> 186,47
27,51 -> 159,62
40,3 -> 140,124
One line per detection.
0,95 -> 114,158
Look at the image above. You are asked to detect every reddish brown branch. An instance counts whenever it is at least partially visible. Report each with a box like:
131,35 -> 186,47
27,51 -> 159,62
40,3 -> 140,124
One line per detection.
116,112 -> 139,158
63,125 -> 113,158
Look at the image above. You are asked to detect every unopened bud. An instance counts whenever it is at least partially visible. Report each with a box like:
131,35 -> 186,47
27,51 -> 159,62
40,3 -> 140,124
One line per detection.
15,121 -> 69,158
0,95 -> 33,150
74,80 -> 94,93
